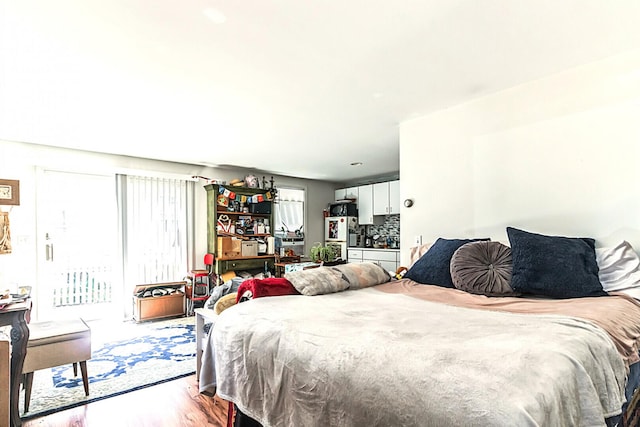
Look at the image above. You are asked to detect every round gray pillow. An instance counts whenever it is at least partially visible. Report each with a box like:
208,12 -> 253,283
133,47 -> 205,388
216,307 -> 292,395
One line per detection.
450,241 -> 517,296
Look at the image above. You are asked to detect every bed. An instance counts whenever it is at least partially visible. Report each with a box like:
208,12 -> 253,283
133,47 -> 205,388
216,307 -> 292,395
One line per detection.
200,228 -> 640,427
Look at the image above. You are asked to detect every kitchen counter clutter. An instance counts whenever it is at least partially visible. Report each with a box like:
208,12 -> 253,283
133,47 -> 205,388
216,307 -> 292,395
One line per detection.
347,248 -> 400,272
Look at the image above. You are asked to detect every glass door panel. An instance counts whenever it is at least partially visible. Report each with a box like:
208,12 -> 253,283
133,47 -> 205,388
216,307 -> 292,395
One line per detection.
36,170 -> 121,321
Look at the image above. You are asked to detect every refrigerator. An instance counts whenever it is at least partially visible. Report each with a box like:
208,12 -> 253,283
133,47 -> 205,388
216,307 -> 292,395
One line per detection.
324,216 -> 358,260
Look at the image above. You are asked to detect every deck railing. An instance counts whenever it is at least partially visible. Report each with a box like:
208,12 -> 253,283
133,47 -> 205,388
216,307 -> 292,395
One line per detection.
53,267 -> 113,307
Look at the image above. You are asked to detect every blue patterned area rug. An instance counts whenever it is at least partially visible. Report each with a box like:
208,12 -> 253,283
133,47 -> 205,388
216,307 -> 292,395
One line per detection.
20,316 -> 196,420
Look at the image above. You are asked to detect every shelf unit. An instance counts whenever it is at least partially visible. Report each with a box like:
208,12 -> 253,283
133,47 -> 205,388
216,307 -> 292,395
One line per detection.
205,183 -> 276,276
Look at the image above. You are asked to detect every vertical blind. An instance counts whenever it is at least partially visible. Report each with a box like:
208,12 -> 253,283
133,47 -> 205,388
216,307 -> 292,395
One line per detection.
119,175 -> 194,287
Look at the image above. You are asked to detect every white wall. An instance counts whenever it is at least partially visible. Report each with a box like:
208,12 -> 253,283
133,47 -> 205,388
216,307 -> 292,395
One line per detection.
0,140 -> 335,295
399,49 -> 640,266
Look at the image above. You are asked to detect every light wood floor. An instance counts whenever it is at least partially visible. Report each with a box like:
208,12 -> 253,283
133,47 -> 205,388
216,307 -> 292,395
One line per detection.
22,374 -> 229,427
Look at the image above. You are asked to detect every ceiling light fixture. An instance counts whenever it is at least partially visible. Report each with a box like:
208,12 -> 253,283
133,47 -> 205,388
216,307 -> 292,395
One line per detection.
350,162 -> 363,166
203,8 -> 227,24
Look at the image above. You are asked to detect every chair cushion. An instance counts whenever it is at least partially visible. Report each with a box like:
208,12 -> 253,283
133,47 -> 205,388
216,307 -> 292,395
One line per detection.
24,318 -> 92,373
28,318 -> 91,347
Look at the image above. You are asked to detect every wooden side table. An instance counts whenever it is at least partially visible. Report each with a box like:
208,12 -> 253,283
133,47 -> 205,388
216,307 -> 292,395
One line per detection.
0,299 -> 31,427
274,255 -> 302,277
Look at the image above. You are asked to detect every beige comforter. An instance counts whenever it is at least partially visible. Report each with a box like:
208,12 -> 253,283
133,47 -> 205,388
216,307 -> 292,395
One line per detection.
377,279 -> 640,369
202,280 -> 640,427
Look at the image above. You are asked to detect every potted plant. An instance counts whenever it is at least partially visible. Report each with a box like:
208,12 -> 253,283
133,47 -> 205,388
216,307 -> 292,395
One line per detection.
309,242 -> 336,263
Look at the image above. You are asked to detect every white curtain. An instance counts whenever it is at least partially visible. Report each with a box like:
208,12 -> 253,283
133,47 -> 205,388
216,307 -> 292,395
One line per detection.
118,175 -> 194,289
274,188 -> 305,233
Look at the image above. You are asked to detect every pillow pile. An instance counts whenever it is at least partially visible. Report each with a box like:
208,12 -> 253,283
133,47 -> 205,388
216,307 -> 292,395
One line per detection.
507,227 -> 606,299
404,238 -> 489,288
405,227 -> 617,300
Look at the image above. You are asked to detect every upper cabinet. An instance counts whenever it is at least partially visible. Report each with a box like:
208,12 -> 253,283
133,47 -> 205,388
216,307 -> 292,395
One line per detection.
373,180 -> 400,215
334,187 -> 358,201
336,180 -> 398,224
389,180 -> 400,214
358,184 -> 383,225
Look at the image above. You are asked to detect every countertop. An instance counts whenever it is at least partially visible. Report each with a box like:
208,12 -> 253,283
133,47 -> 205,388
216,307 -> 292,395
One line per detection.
348,247 -> 400,251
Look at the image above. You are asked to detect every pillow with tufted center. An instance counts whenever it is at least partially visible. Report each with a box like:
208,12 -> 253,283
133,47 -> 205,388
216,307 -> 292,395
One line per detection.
450,241 -> 517,296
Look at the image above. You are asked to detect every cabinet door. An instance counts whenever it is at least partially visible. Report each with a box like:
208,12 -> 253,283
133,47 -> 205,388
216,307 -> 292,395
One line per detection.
347,249 -> 363,262
345,187 -> 358,201
388,180 -> 400,214
358,184 -> 375,224
373,182 -> 389,215
375,260 -> 397,272
335,188 -> 346,201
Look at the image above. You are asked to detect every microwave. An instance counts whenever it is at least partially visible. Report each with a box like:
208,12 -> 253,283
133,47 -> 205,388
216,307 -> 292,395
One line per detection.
329,202 -> 357,217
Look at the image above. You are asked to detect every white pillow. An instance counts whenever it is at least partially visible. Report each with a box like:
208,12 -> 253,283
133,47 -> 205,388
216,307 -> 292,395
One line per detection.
616,287 -> 640,300
596,241 -> 640,291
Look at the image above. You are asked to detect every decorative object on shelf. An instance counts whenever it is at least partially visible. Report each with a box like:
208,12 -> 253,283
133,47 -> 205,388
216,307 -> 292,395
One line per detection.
192,175 -> 226,185
0,211 -> 11,254
0,179 -> 19,206
217,185 -> 275,204
217,194 -> 229,207
244,175 -> 259,188
310,242 -> 336,263
217,214 -> 233,233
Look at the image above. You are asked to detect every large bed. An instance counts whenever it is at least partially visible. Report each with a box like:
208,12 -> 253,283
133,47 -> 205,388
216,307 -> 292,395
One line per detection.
200,229 -> 640,427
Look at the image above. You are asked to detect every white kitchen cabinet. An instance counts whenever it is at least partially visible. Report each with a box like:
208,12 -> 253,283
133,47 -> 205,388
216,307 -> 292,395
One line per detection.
373,182 -> 388,215
335,187 -> 358,201
345,187 -> 358,200
357,184 -> 382,225
363,249 -> 399,272
348,248 -> 399,272
347,249 -> 363,262
389,180 -> 400,214
373,180 -> 401,215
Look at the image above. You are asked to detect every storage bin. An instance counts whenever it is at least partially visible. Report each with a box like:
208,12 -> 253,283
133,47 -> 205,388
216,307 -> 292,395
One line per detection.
217,237 -> 242,258
241,241 -> 258,257
133,282 -> 185,322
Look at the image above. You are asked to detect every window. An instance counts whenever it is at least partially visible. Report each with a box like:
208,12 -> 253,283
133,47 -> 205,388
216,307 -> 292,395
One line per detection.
119,175 -> 194,287
274,188 -> 305,236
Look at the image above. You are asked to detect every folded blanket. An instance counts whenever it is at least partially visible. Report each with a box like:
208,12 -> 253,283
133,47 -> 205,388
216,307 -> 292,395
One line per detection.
236,277 -> 300,303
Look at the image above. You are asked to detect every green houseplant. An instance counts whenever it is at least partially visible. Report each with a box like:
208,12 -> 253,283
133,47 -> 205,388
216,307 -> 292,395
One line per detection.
309,242 -> 336,263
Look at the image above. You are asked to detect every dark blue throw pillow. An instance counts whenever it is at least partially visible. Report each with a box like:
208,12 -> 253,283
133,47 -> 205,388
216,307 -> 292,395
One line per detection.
506,227 -> 606,299
405,238 -> 489,288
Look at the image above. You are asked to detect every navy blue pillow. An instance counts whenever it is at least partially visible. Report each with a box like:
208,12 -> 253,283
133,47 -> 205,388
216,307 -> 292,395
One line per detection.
506,227 -> 606,299
405,238 -> 489,288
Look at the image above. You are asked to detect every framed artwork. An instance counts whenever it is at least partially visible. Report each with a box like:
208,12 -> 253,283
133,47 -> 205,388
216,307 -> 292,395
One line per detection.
0,179 -> 20,206
0,211 -> 11,254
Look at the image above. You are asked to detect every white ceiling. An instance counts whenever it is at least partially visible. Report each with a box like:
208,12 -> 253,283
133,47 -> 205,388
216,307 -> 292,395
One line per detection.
2,1 -> 640,183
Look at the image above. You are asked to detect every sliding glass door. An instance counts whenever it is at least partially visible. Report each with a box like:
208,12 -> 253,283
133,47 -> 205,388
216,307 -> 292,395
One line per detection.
36,169 -> 121,321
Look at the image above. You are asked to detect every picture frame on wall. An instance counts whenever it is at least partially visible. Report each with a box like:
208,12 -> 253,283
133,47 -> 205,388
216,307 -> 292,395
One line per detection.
0,179 -> 20,206
0,211 -> 11,254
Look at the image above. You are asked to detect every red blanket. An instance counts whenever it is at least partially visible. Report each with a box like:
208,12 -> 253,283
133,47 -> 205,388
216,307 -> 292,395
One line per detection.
236,277 -> 300,303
